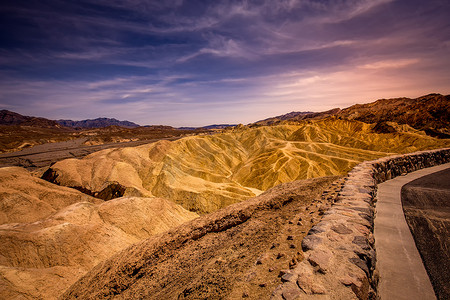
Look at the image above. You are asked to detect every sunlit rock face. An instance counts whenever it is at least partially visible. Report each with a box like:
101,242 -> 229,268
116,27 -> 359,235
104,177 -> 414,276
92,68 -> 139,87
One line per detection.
45,118 -> 449,214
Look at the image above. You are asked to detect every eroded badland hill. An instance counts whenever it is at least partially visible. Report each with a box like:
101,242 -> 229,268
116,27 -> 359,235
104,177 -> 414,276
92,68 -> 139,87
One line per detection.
1,95 -> 449,299
44,118 -> 448,214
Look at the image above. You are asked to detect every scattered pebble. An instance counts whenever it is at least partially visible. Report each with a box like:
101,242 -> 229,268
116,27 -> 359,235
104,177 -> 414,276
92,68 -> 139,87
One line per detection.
270,243 -> 280,249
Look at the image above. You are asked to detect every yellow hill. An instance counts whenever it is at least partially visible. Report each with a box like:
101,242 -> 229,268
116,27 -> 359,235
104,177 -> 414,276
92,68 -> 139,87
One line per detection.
47,118 -> 450,214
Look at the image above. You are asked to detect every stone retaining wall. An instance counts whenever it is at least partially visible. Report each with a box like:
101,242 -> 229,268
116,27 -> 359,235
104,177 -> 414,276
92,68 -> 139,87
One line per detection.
271,148 -> 450,300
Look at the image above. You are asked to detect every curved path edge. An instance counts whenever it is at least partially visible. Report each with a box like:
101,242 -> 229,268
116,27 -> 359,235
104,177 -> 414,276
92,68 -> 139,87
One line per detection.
271,148 -> 450,300
374,163 -> 450,300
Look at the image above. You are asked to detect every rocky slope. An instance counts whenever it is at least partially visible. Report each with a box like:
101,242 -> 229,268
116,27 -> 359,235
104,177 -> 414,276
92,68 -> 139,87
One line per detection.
0,167 -> 101,224
44,118 -> 449,214
61,176 -> 340,300
338,94 -> 450,137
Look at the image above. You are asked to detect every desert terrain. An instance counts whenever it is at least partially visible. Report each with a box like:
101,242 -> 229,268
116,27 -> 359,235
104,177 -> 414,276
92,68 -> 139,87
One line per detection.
0,95 -> 449,299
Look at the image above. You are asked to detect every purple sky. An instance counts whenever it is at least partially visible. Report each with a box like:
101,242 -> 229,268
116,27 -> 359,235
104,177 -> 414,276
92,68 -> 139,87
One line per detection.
1,0 -> 449,126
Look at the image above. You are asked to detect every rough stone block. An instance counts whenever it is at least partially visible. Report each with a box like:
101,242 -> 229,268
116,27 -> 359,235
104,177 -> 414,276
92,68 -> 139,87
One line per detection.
307,249 -> 332,274
301,235 -> 322,251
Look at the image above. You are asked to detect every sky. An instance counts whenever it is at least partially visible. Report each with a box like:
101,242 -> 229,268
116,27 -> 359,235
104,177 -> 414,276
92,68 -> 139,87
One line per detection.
0,0 -> 449,127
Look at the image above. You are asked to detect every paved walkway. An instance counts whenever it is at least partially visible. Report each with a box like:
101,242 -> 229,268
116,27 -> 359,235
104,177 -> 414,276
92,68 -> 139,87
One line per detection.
374,162 -> 450,300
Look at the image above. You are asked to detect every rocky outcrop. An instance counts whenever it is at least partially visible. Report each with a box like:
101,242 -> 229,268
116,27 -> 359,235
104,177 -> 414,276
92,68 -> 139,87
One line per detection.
254,94 -> 450,137
272,147 -> 450,300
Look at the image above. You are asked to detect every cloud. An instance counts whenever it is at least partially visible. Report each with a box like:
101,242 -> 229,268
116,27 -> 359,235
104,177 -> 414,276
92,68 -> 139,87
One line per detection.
359,58 -> 419,69
177,34 -> 257,62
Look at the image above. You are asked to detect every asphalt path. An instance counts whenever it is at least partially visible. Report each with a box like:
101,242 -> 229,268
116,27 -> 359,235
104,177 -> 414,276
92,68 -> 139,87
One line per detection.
374,162 -> 450,300
401,167 -> 450,300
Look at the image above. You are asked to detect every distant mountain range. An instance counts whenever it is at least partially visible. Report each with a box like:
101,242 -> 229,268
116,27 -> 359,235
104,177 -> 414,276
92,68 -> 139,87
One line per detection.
1,93 -> 449,135
0,110 -> 139,129
179,124 -> 237,130
56,118 -> 139,129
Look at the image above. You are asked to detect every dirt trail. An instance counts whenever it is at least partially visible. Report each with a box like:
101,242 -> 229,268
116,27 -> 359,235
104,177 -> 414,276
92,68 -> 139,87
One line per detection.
62,176 -> 344,299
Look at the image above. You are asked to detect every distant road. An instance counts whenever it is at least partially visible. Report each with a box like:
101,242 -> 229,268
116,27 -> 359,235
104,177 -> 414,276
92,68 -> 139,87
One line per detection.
0,137 -> 181,170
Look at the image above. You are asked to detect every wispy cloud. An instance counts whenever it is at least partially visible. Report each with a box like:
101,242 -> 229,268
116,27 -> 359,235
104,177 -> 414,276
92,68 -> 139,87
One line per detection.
359,58 -> 420,69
